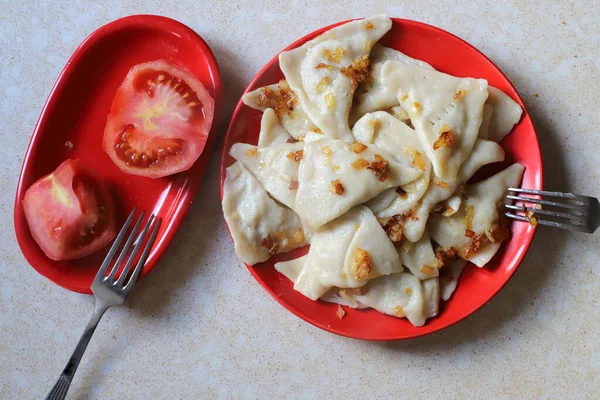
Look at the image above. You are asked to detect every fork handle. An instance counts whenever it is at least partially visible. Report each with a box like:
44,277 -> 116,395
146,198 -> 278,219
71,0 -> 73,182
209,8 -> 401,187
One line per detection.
44,304 -> 108,400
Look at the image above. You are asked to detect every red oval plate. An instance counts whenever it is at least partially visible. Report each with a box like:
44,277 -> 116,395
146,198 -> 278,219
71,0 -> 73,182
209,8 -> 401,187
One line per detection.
14,15 -> 223,294
221,18 -> 542,340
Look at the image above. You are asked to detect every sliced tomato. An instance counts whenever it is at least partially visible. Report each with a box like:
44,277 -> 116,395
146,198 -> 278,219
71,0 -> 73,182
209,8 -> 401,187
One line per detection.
103,59 -> 215,179
22,160 -> 117,261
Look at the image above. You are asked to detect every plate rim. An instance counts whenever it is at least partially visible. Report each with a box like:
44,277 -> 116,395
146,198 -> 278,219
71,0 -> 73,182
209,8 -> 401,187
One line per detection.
221,17 -> 542,340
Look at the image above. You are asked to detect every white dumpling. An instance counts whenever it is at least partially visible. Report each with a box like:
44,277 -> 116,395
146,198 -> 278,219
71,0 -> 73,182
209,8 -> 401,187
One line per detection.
274,254 -> 307,282
230,142 -> 303,209
258,108 -> 292,147
396,232 -> 438,280
294,206 -> 402,300
485,86 -> 523,143
352,272 -> 426,326
428,163 -> 525,267
439,259 -> 467,301
322,271 -> 438,326
295,137 -> 423,230
350,44 -> 433,125
402,139 -> 505,242
276,255 -> 367,308
478,104 -> 494,140
279,15 -> 392,142
222,163 -> 309,265
242,80 -> 318,139
352,111 -> 432,217
382,60 -> 489,182
422,278 -> 440,320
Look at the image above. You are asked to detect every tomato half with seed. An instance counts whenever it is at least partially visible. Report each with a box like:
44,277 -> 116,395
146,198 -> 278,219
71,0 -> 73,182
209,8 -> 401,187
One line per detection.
103,59 -> 215,179
22,159 -> 117,261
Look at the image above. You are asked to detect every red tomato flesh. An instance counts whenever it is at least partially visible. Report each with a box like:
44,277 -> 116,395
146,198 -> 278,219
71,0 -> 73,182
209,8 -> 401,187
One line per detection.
22,160 -> 117,261
103,59 -> 215,179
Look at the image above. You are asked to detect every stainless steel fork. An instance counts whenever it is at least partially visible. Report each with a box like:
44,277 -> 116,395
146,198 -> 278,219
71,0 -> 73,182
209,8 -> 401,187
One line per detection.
44,208 -> 162,400
504,188 -> 600,233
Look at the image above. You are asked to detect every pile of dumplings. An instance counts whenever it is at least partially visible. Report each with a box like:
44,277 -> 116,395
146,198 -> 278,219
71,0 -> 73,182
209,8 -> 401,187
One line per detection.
222,15 -> 525,327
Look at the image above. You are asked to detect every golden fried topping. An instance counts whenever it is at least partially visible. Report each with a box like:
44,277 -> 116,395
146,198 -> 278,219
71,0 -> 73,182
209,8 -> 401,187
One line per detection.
464,205 -> 475,231
351,158 -> 369,170
325,93 -> 336,110
330,179 -> 345,195
411,151 -> 426,171
396,187 -> 408,199
435,247 -> 458,268
349,142 -> 368,154
286,150 -> 303,162
245,147 -> 258,156
340,56 -> 371,91
352,248 -> 372,280
465,229 -> 475,238
368,154 -> 390,182
453,90 -> 467,100
464,234 -> 488,259
288,180 -> 299,191
321,145 -> 333,158
336,305 -> 346,319
260,235 -> 279,255
365,21 -> 374,30
526,210 -> 538,226
286,137 -> 298,144
323,47 -> 346,64
435,179 -> 448,188
411,102 -> 422,115
394,306 -> 405,317
401,94 -> 409,102
404,287 -> 412,295
257,80 -> 298,118
316,76 -> 330,93
420,265 -> 434,275
315,63 -> 335,70
433,130 -> 455,150
313,128 -> 322,134
383,215 -> 404,243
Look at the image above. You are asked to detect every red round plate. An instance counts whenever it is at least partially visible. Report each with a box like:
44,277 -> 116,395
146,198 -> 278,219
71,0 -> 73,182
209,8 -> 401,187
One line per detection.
14,15 -> 223,294
221,18 -> 542,340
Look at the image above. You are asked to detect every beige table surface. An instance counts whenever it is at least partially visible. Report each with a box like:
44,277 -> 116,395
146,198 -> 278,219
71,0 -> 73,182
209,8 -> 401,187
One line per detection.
2,1 -> 600,399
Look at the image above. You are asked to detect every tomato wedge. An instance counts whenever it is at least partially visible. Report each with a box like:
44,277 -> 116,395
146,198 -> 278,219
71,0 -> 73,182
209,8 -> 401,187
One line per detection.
103,59 -> 215,179
22,160 -> 117,261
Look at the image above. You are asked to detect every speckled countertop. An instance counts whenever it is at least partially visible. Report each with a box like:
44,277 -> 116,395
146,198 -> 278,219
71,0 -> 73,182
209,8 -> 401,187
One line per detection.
2,1 -> 600,399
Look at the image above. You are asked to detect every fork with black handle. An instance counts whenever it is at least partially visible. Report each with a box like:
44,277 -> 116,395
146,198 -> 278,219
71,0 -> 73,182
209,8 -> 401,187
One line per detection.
504,188 -> 599,233
45,208 -> 162,400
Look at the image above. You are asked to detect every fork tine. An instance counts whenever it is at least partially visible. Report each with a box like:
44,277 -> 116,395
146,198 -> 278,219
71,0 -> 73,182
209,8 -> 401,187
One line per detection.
124,217 -> 162,290
505,195 -> 584,212
508,188 -> 588,203
95,207 -> 137,281
106,212 -> 145,282
504,204 -> 586,221
504,212 -> 588,232
115,214 -> 155,286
